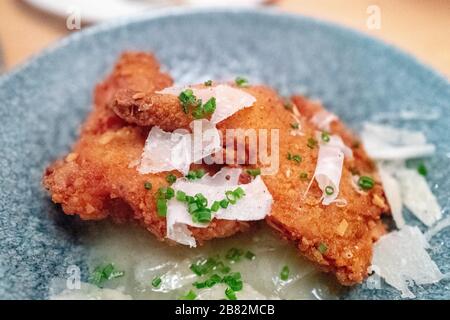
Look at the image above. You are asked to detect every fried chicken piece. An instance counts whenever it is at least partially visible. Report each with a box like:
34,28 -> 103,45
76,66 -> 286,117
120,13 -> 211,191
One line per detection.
212,89 -> 389,285
45,52 -> 389,285
43,52 -> 250,244
83,52 -> 173,135
108,69 -> 389,285
43,126 -> 250,243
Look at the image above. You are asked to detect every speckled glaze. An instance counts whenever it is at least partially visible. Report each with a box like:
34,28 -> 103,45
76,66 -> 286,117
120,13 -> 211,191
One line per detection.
0,8 -> 449,300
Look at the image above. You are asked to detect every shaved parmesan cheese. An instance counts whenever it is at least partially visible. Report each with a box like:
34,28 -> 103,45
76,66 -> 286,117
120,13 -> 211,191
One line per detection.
158,84 -> 256,124
316,132 -> 353,158
138,119 -> 221,175
166,168 -> 273,246
313,145 -> 344,205
396,168 -> 442,226
361,122 -> 435,160
372,226 -> 443,298
310,110 -> 338,131
378,165 -> 405,229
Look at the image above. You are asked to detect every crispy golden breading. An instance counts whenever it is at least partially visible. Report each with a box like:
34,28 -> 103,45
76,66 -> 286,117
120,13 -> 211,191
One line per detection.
83,52 -> 173,135
43,127 -> 250,243
44,52 -> 389,285
43,52 -> 250,244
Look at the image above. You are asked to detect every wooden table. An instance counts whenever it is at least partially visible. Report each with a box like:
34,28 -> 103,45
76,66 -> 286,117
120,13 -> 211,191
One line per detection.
1,0 -> 449,77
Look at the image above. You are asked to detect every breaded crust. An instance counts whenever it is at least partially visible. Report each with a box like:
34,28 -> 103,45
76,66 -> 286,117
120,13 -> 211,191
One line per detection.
43,52 -> 250,244
44,52 -> 389,285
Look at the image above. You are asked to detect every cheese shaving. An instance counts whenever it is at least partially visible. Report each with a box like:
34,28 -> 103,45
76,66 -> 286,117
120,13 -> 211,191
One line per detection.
166,168 -> 273,246
310,110 -> 338,131
361,122 -> 435,160
396,168 -> 442,227
138,119 -> 221,175
372,226 -> 443,298
157,84 -> 256,124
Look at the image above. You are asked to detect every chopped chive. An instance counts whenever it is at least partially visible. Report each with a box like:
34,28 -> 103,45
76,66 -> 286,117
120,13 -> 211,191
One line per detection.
288,152 -> 301,163
299,172 -> 308,180
193,274 -> 222,289
204,80 -> 213,86
192,208 -> 212,224
211,201 -> 220,212
186,169 -> 206,180
417,163 -> 427,176
235,76 -> 249,87
190,257 -> 222,276
233,187 -> 245,199
166,174 -> 177,184
180,290 -> 197,300
178,89 -> 197,114
89,263 -> 124,286
292,154 -> 302,163
225,248 -> 244,262
176,190 -> 186,202
152,276 -> 162,288
321,131 -> 330,142
246,168 -> 261,177
225,190 -> 237,205
291,122 -> 299,129
358,176 -> 374,190
225,287 -> 237,300
223,272 -> 243,291
144,182 -> 152,190
280,265 -> 289,281
307,137 -> 317,149
219,199 -> 229,209
325,185 -> 334,196
318,243 -> 328,254
156,198 -> 168,217
245,251 -> 255,260
203,97 -> 216,114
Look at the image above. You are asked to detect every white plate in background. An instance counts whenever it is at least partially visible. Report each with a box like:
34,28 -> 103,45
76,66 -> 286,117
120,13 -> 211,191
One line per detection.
24,0 -> 269,22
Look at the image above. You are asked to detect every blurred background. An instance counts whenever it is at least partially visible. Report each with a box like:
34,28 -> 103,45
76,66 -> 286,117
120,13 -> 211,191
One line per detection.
0,0 -> 449,77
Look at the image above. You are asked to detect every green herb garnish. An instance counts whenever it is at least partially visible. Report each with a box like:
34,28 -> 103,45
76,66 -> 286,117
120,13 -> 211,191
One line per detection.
280,265 -> 289,281
325,185 -> 334,196
178,89 -> 198,114
179,290 -> 197,300
89,263 -> 125,286
144,182 -> 152,190
225,248 -> 244,262
186,169 -> 206,180
204,80 -> 213,86
235,76 -> 249,87
245,251 -> 255,260
358,176 -> 374,190
299,172 -> 308,180
223,272 -> 243,291
246,168 -> 261,177
307,137 -> 317,149
417,163 -> 428,176
193,274 -> 222,289
321,131 -> 330,142
152,276 -> 162,288
291,123 -> 299,129
318,243 -> 328,254
225,287 -> 237,300
166,174 -> 177,184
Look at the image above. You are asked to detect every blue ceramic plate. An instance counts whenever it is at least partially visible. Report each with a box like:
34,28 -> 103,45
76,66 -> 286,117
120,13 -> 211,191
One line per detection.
0,8 -> 449,300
